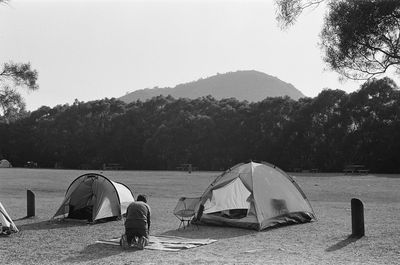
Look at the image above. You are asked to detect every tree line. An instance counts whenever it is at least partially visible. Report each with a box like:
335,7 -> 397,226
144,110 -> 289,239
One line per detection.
1,77 -> 399,173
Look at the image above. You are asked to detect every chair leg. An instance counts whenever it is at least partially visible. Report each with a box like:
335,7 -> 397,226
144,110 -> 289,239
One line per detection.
189,220 -> 199,230
177,218 -> 197,230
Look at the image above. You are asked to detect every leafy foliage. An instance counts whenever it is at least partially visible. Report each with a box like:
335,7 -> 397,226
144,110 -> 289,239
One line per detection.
321,1 -> 400,80
276,0 -> 400,79
275,0 -> 324,29
0,62 -> 39,123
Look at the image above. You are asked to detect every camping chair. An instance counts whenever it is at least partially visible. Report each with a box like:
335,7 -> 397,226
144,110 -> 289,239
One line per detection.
173,197 -> 201,229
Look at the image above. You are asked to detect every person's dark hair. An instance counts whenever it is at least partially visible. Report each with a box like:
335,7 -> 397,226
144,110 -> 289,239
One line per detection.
137,194 -> 147,203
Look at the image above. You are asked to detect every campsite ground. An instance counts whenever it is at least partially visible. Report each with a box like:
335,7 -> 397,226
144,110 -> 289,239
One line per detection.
0,168 -> 399,265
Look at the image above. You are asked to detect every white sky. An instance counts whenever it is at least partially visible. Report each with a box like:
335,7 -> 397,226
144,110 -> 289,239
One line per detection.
1,0 -> 398,111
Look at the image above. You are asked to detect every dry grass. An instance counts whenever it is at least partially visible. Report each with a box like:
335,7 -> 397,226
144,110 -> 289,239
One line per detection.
0,168 -> 399,265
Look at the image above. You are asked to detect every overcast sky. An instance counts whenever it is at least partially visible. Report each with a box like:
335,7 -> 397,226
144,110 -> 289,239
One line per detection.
1,0 -> 398,111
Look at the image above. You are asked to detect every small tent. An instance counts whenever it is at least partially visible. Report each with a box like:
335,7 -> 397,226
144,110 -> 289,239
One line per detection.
53,173 -> 134,222
194,161 -> 316,230
0,159 -> 12,168
0,202 -> 19,234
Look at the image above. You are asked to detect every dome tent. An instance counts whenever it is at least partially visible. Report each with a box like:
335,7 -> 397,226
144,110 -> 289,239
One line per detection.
195,161 -> 316,230
0,159 -> 12,168
54,173 -> 134,222
0,202 -> 18,234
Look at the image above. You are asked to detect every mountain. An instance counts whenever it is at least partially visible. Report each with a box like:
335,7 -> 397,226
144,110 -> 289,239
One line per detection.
119,70 -> 305,103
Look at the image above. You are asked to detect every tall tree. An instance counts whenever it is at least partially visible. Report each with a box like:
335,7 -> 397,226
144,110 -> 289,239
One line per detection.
276,0 -> 400,80
1,2 -> 38,122
344,77 -> 400,171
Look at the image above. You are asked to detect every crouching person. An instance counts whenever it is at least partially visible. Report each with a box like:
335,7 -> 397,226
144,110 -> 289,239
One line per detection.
120,194 -> 151,250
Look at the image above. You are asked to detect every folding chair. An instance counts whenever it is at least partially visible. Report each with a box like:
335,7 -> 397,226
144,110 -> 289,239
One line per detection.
173,197 -> 201,229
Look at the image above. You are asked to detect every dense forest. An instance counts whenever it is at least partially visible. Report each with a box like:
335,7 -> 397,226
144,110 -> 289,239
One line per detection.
1,77 -> 399,173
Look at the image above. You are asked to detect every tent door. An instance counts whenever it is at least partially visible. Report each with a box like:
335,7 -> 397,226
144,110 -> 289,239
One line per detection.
68,193 -> 95,221
68,204 -> 93,221
203,178 -> 252,219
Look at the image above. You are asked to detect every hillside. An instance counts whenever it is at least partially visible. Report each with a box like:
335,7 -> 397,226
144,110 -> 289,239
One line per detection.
119,70 -> 305,103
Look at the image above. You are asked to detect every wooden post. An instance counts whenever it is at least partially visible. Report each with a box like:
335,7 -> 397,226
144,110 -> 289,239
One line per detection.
27,190 -> 35,218
351,198 -> 365,238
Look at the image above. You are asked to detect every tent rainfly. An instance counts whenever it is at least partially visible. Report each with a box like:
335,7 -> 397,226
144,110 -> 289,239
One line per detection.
194,161 -> 316,231
0,202 -> 19,234
53,173 -> 134,222
0,159 -> 12,168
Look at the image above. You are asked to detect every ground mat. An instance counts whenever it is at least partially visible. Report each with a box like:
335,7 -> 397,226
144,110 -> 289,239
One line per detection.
96,235 -> 217,252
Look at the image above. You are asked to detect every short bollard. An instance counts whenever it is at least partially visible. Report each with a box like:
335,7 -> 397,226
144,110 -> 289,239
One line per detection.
27,190 -> 35,218
351,198 -> 365,238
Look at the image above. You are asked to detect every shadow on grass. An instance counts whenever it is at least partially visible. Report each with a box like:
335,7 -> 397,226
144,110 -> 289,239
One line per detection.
62,243 -> 139,263
325,235 -> 362,252
18,219 -> 89,231
161,224 -> 256,239
0,233 -> 14,238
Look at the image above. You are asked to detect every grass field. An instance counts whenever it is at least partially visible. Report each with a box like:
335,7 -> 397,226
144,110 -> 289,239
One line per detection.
0,168 -> 399,265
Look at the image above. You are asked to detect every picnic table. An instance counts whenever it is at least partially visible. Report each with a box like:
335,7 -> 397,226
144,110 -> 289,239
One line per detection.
176,164 -> 197,173
343,165 -> 369,175
102,163 -> 123,170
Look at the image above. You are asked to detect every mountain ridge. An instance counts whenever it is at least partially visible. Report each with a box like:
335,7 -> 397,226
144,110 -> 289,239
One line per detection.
119,70 -> 305,103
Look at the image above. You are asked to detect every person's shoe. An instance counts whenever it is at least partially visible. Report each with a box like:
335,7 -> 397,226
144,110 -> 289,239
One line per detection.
137,236 -> 149,250
143,237 -> 149,247
120,234 -> 129,250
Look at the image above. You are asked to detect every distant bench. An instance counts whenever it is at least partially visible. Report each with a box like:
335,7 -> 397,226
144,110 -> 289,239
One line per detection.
176,164 -> 198,172
343,165 -> 369,175
292,168 -> 319,173
357,169 -> 370,174
102,163 -> 123,170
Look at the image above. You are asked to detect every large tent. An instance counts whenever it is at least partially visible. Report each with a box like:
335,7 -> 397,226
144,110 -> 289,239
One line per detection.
0,202 -> 19,234
195,161 -> 316,230
0,159 -> 12,168
53,173 -> 134,222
